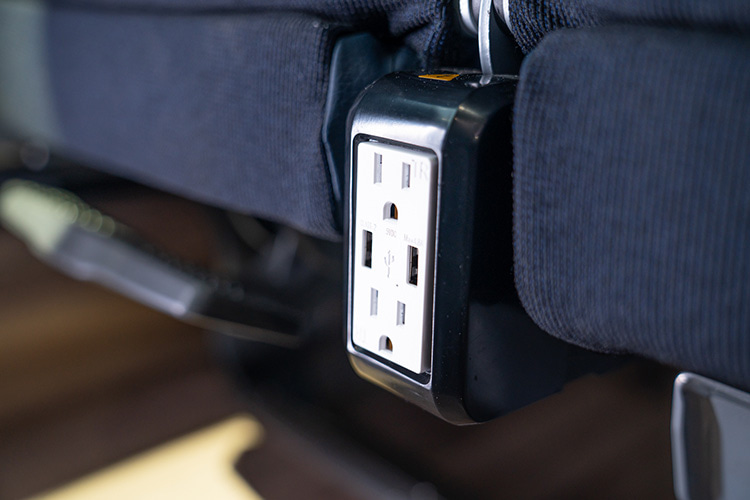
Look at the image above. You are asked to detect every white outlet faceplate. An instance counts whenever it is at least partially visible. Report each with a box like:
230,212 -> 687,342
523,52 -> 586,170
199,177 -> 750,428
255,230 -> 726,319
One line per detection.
351,140 -> 438,374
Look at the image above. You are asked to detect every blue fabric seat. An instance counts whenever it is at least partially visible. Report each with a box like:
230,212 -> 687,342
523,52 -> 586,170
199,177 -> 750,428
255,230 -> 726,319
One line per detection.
504,0 -> 750,390
0,0 -> 454,239
513,26 -> 750,390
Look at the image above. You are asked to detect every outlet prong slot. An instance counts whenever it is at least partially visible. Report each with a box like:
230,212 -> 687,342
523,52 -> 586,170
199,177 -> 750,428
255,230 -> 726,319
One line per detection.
384,202 -> 398,220
379,336 -> 393,352
402,162 -> 411,188
407,246 -> 418,285
374,153 -> 382,183
370,288 -> 378,316
397,301 -> 406,325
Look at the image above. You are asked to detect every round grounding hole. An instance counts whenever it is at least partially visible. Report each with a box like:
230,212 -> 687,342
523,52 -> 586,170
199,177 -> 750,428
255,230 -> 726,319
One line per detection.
383,202 -> 398,220
379,335 -> 393,352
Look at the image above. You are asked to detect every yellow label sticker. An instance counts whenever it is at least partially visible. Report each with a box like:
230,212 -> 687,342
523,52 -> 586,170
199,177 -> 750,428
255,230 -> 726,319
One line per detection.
418,73 -> 459,82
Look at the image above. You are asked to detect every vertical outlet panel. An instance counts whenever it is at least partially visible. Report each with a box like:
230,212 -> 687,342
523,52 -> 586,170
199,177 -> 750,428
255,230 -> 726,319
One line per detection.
351,140 -> 437,374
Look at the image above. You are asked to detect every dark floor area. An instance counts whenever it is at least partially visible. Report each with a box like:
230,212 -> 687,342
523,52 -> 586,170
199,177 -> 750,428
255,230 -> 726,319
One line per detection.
0,186 -> 677,499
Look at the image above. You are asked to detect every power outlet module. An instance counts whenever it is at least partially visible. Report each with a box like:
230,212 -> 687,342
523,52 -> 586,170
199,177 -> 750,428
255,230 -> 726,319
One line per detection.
351,141 -> 437,375
346,72 -> 609,424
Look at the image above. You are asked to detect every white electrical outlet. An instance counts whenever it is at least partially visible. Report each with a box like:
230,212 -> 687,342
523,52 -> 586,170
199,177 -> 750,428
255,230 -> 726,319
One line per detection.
346,72 -> 549,424
351,140 -> 438,374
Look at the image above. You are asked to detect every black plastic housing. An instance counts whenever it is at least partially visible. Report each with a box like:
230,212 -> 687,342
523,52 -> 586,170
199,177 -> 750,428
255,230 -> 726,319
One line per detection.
345,72 -> 606,424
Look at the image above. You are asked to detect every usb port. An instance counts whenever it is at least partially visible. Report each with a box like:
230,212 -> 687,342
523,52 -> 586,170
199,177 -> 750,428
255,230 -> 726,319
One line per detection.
397,301 -> 406,325
363,230 -> 372,267
407,245 -> 418,285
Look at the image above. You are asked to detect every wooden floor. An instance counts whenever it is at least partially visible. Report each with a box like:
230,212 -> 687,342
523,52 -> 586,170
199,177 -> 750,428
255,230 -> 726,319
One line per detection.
0,187 -> 678,499
0,190 -> 240,499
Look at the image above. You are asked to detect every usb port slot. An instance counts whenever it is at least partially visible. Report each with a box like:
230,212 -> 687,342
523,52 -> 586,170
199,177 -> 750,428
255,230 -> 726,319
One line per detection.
407,245 -> 418,285
363,230 -> 372,268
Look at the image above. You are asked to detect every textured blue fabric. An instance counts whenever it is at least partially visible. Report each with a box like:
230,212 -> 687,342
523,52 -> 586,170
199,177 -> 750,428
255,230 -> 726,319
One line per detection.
507,0 -> 750,52
513,26 -> 750,389
51,0 -> 454,67
1,1 -> 456,239
47,10 -> 341,238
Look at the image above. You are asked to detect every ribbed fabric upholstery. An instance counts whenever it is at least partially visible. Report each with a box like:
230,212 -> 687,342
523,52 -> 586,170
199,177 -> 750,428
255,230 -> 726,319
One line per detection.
507,0 -> 750,52
52,0 -> 457,68
513,26 -> 750,388
0,1 -> 456,239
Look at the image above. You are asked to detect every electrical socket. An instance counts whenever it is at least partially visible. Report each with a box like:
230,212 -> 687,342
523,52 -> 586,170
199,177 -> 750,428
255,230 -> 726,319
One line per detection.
345,72 -> 610,424
350,141 -> 437,374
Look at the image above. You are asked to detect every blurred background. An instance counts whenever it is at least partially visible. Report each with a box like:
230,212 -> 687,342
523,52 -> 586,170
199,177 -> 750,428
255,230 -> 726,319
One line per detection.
0,140 -> 677,499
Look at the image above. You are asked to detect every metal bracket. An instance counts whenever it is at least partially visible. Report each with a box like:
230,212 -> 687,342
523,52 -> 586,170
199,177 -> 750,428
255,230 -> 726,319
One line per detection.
672,373 -> 750,500
0,179 -> 307,347
458,0 -> 521,81
459,0 -> 509,36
